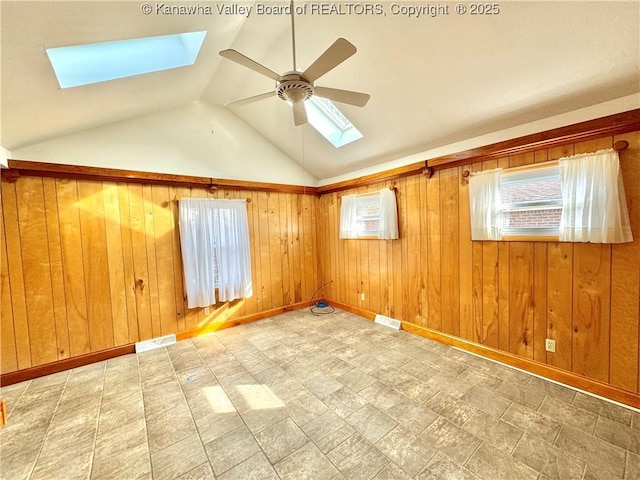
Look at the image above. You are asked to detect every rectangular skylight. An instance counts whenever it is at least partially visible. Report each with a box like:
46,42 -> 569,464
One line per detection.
306,97 -> 363,148
46,31 -> 207,89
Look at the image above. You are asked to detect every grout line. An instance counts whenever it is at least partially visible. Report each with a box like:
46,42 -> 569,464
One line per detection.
86,362 -> 107,479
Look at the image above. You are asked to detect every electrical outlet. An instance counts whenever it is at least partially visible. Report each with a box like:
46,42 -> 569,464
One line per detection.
204,307 -> 210,315
545,338 -> 556,353
360,292 -> 365,301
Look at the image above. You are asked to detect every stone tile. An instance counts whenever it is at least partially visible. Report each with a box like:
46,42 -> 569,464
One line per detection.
371,365 -> 416,390
30,449 -> 94,480
633,411 -> 640,431
488,363 -> 532,385
494,380 -> 546,410
392,378 -> 440,404
401,360 -> 440,382
429,356 -> 469,377
463,410 -> 523,454
328,433 -> 389,480
425,373 -> 472,398
218,452 -> 279,480
175,463 -> 215,480
91,442 -> 151,480
324,387 -> 368,419
415,451 -> 481,480
195,411 -> 245,444
303,373 -> 344,399
255,417 -> 309,464
555,424 -> 626,477
528,377 -> 576,404
302,411 -> 356,453
146,407 -> 197,453
372,462 -> 413,480
358,382 -> 405,411
376,426 -> 437,477
466,442 -> 538,480
204,425 -> 261,476
336,369 -> 378,392
583,462 -> 624,480
538,396 -> 598,434
388,397 -> 439,435
462,384 -> 512,418
375,349 -> 412,369
512,432 -> 586,480
285,391 -> 330,426
626,451 -> 640,480
346,404 -> 398,444
572,392 -> 633,427
457,366 -> 503,391
595,416 -> 640,454
502,402 -> 562,441
275,441 -> 339,480
239,405 -> 288,435
420,417 -> 482,465
150,434 -> 208,480
425,391 -> 477,426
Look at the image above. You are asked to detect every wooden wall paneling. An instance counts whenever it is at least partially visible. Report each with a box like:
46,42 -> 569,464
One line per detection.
480,160 -> 499,348
126,183 -> 153,341
469,163 -> 483,343
243,190 -> 258,314
151,185 -> 179,336
0,195 -> 18,373
141,184 -> 162,338
257,192 -> 272,311
366,185 -> 380,314
101,182 -> 129,347
396,179 -> 408,319
268,193 -> 284,307
168,186 -> 186,332
391,185 -> 403,320
55,179 -> 90,357
325,194 -> 337,301
76,180 -> 115,352
279,193 -> 292,306
291,194 -> 302,303
496,157 -> 511,352
405,176 -> 422,324
458,165 -> 474,341
302,193 -> 317,301
42,178 -> 70,359
545,144 -> 574,370
418,174 -> 429,327
610,132 -> 640,393
533,150 -> 549,363
439,167 -> 460,336
571,136 -> 614,382
15,177 -> 58,365
426,171 -> 441,330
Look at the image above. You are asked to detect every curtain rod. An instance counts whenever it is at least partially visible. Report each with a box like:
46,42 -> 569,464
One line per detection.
174,194 -> 251,203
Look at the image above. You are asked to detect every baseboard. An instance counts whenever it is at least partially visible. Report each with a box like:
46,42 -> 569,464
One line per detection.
175,300 -> 315,341
0,301 -> 314,387
326,299 -> 640,409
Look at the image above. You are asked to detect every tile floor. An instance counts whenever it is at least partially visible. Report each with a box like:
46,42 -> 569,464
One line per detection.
1,309 -> 639,480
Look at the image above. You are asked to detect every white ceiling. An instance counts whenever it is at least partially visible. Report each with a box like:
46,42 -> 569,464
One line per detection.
2,1 -> 639,180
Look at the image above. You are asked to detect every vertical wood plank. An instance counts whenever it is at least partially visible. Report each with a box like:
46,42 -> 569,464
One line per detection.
547,241 -> 573,370
279,193 -> 291,305
426,172 -> 441,331
268,193 -> 283,307
168,186 -> 186,331
0,193 -> 18,373
405,177 -> 422,324
458,165 -> 474,341
497,157 -> 511,352
117,182 -> 140,343
258,192 -> 272,310
291,194 -> 302,303
56,178 -> 90,357
480,160 -> 498,348
533,149 -> 549,363
610,131 -> 640,392
440,167 -> 460,336
77,180 -> 114,352
142,184 -> 161,338
42,178 -> 70,360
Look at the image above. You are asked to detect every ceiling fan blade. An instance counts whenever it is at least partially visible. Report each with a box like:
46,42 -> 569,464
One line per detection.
292,102 -> 308,126
225,91 -> 276,107
301,38 -> 357,83
314,86 -> 370,107
219,49 -> 281,81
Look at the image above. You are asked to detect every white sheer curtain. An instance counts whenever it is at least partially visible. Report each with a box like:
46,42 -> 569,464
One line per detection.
178,198 -> 253,308
558,149 -> 633,243
468,168 -> 503,240
378,188 -> 399,239
339,194 -> 358,239
469,168 -> 502,240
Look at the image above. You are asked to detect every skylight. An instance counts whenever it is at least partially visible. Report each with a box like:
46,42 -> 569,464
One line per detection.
46,31 -> 207,89
306,97 -> 363,148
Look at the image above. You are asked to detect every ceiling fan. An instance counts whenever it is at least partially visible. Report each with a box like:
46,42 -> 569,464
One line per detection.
219,1 -> 370,126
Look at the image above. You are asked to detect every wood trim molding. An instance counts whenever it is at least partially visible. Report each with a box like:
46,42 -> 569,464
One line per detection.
2,160 -> 319,196
326,299 -> 640,408
318,109 -> 640,195
0,345 -> 135,387
0,301 -> 315,387
175,300 -> 315,341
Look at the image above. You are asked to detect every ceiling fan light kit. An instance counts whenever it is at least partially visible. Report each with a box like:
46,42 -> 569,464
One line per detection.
218,1 -> 370,127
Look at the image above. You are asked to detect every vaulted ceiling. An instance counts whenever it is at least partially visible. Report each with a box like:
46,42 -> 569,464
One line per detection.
2,1 -> 638,181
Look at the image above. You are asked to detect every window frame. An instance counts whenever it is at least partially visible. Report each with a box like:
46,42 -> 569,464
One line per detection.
354,192 -> 382,239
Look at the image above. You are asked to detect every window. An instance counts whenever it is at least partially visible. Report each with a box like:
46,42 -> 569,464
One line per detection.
306,97 -> 363,148
500,165 -> 562,238
339,189 -> 398,239
46,31 -> 207,88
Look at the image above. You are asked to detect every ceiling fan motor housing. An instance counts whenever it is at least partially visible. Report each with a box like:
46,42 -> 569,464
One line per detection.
277,72 -> 314,103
